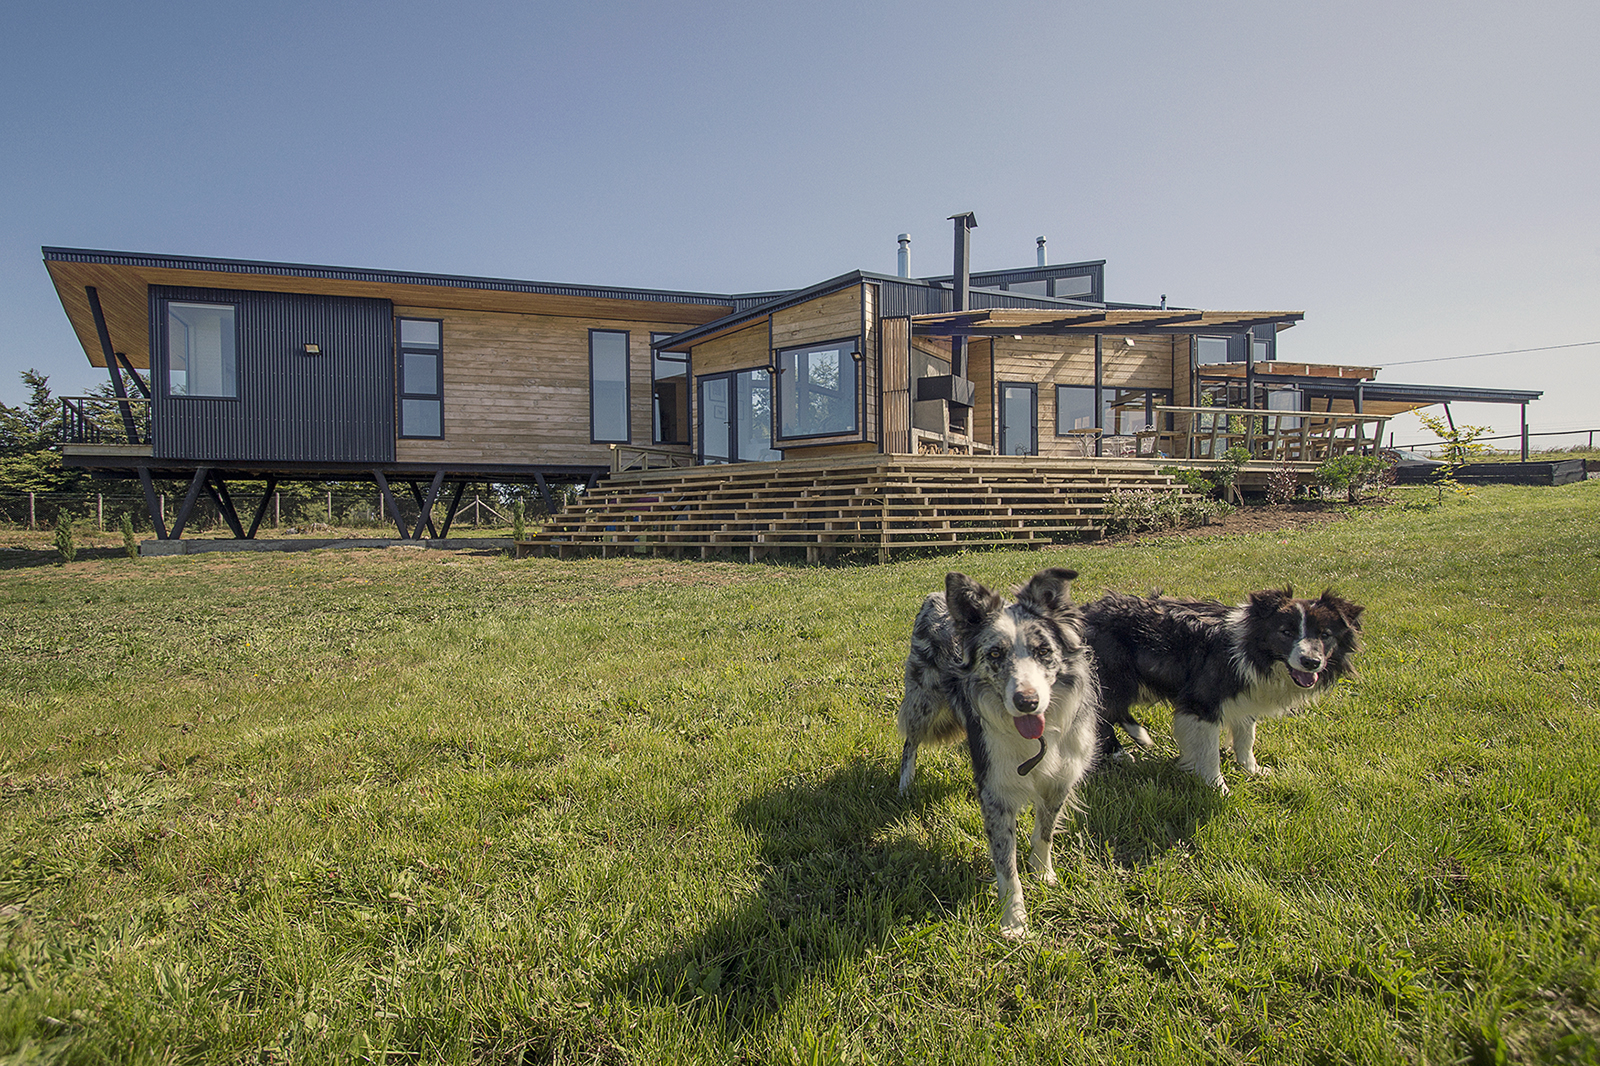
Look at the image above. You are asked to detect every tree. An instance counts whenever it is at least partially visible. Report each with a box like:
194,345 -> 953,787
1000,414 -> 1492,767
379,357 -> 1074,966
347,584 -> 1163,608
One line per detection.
1414,410 -> 1493,501
0,369 -> 80,492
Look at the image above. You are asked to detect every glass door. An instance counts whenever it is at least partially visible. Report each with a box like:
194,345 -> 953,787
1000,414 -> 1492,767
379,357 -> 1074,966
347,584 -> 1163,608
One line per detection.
699,369 -> 779,463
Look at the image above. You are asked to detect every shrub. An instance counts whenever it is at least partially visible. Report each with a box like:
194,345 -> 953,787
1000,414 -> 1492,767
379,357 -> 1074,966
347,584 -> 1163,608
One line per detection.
1316,454 -> 1392,503
54,510 -> 76,564
120,511 -> 138,559
512,500 -> 526,542
1103,488 -> 1227,536
1264,460 -> 1299,505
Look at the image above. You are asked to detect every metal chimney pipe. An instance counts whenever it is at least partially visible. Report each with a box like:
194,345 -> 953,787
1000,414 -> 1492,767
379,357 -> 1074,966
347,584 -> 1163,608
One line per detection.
1036,236 -> 1047,267
948,212 -> 977,379
897,233 -> 911,278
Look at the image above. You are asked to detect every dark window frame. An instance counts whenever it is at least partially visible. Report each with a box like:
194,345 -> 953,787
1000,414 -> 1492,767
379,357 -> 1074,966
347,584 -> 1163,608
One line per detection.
589,328 -> 632,444
650,332 -> 690,446
397,316 -> 444,440
997,380 -> 1038,457
160,298 -> 241,400
773,335 -> 861,443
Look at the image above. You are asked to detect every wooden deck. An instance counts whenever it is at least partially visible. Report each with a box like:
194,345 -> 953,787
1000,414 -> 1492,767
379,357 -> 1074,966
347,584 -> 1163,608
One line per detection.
519,455 -> 1193,563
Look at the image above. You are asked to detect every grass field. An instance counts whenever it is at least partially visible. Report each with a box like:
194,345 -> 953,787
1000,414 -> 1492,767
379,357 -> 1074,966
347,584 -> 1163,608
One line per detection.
2,483 -> 1597,1064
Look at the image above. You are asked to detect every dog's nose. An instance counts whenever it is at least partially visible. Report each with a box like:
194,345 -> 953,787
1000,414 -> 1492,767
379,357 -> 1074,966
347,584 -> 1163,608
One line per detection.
1013,689 -> 1040,713
1299,655 -> 1325,671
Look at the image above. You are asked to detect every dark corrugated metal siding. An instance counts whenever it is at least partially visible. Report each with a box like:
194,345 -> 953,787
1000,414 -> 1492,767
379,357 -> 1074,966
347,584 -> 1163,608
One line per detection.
151,286 -> 395,463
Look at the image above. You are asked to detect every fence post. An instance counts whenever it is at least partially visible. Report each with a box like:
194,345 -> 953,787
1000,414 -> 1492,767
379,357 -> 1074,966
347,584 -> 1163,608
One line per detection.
159,494 -> 165,527
327,490 -> 333,524
99,493 -> 104,531
29,492 -> 35,530
274,492 -> 281,528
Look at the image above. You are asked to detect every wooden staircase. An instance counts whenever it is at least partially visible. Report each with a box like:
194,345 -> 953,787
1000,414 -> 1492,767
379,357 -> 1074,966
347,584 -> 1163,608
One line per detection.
521,455 -> 1190,563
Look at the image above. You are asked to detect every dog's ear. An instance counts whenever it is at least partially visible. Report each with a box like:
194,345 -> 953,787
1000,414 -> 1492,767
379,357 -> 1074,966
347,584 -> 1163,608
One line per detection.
1320,589 -> 1365,630
1017,567 -> 1079,620
946,572 -> 1003,634
1247,587 -> 1292,618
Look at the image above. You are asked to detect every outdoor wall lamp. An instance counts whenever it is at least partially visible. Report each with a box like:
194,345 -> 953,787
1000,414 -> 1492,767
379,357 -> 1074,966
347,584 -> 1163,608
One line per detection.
303,343 -> 322,356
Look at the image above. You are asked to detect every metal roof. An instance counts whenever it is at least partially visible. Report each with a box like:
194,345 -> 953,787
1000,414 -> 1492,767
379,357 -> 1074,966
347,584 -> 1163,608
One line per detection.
912,307 -> 1305,337
42,247 -> 757,307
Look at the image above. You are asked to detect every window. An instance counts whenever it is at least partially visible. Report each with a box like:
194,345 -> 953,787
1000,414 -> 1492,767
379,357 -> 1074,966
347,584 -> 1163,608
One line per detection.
1055,385 -> 1096,434
1102,388 -> 1172,437
165,301 -> 237,398
651,333 -> 689,445
1197,336 -> 1232,366
1056,385 -> 1173,440
590,330 -> 630,443
1197,327 -> 1275,366
1267,386 -> 1301,430
398,317 -> 443,438
998,381 -> 1037,456
776,338 -> 858,439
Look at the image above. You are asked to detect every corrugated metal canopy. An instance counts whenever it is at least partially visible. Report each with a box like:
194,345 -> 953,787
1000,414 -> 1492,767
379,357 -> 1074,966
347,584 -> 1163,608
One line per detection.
911,308 -> 1305,337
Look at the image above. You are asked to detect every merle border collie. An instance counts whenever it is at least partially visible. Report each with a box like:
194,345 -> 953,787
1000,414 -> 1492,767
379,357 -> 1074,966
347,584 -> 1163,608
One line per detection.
1083,587 -> 1363,792
897,568 -> 1098,937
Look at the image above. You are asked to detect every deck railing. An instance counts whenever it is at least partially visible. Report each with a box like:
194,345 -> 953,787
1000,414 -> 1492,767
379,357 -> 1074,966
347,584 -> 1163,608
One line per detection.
609,443 -> 696,473
61,396 -> 151,446
1141,406 -> 1389,462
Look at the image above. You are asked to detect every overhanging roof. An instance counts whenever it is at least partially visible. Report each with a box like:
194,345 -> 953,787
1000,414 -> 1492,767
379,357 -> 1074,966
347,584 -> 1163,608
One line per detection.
43,247 -> 748,370
912,308 -> 1304,337
1208,369 -> 1543,406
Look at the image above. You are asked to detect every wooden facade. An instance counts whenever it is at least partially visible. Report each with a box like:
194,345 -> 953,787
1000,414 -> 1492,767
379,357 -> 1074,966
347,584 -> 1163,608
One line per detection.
53,243 -> 1528,548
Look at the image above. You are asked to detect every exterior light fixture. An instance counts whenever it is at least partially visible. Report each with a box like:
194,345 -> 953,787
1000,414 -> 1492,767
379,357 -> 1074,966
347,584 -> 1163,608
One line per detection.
303,343 -> 322,356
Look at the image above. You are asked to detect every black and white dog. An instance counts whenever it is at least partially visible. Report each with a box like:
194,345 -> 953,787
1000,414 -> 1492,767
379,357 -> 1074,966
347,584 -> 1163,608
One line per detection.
1083,587 -> 1363,792
897,568 -> 1098,938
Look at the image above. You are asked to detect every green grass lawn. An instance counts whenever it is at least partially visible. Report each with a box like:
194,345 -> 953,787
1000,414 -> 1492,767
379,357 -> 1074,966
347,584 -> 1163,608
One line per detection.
2,484 -> 1597,1064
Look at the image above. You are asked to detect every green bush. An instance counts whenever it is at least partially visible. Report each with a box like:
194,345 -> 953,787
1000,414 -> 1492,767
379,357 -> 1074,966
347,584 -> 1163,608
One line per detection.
1103,488 -> 1228,536
54,509 -> 76,564
1316,454 -> 1392,503
120,511 -> 138,559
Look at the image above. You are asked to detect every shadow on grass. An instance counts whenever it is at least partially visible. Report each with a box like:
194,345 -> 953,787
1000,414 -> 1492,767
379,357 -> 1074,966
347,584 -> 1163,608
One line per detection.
0,546 -> 131,571
611,757 -> 977,1035
1077,756 -> 1229,869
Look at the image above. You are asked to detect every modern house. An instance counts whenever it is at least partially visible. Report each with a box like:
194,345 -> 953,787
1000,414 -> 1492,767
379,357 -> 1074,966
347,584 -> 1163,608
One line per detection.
43,219 -> 1540,551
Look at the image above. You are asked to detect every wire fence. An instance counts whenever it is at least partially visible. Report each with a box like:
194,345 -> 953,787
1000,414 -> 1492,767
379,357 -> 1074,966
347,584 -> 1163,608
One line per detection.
0,486 -> 539,535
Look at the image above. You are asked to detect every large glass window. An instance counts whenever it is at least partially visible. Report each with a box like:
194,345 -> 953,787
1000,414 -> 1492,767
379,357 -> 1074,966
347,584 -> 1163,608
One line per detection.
590,330 -> 630,443
651,333 -> 689,445
998,382 -> 1037,456
166,301 -> 237,398
777,338 -> 858,439
398,317 -> 443,438
1056,385 -> 1173,441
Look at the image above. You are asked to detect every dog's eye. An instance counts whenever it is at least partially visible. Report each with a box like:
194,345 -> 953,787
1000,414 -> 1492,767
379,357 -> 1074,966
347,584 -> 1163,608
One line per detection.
1031,644 -> 1053,662
985,647 -> 1005,663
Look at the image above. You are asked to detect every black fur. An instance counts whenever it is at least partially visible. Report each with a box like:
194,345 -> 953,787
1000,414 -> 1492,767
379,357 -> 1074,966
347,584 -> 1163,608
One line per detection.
1083,587 -> 1363,790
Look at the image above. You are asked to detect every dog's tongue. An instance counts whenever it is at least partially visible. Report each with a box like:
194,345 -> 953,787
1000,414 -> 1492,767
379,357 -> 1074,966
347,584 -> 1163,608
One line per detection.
1290,668 -> 1319,688
1014,714 -> 1045,740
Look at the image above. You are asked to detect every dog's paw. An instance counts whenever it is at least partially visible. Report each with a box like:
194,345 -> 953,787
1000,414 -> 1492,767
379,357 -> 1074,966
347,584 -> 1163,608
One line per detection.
1244,763 -> 1274,777
1209,774 -> 1231,795
999,919 -> 1031,940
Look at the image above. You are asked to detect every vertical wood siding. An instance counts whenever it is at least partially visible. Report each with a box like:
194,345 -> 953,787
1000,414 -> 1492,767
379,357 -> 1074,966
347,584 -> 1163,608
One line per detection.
881,316 -> 911,454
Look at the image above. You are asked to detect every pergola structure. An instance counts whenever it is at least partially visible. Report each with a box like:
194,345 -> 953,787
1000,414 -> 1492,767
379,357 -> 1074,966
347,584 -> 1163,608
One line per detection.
912,308 -> 1544,460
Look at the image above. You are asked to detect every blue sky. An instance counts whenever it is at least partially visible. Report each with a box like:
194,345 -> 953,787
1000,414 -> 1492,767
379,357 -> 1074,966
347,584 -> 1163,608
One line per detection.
4,0 -> 1596,446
